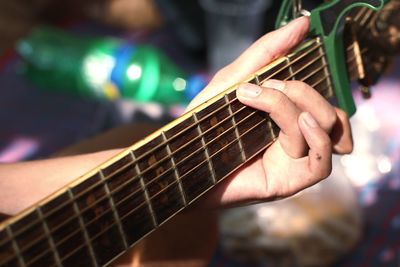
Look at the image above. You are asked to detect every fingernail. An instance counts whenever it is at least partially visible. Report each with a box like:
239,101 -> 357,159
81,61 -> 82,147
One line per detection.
237,83 -> 262,98
302,112 -> 319,128
262,79 -> 285,92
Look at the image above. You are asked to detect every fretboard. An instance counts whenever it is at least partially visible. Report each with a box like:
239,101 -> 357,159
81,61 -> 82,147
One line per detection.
0,37 -> 337,267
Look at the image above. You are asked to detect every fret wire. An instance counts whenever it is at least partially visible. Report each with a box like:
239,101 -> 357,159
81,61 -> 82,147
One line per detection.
21,155 -> 151,264
0,52 -> 335,260
0,9 -> 380,260
301,66 -> 333,99
0,101 -> 255,261
318,42 -> 333,97
301,63 -> 328,83
1,107 -> 270,267
0,95 -> 272,266
0,40 -> 325,246
267,119 -> 278,140
0,42 -> 332,264
10,65 -> 334,266
193,113 -> 217,184
133,152 -> 158,228
133,106 -> 257,197
259,41 -> 322,82
310,74 -> 332,92
24,228 -> 56,266
111,116 -> 270,225
104,111 -> 272,230
283,52 -> 326,82
161,131 -> 188,205
68,189 -> 99,267
287,57 -> 295,80
0,51 -> 338,266
99,169 -> 129,250
22,111 -> 274,267
225,94 -> 247,163
5,225 -> 26,267
97,41 -> 323,181
52,241 -> 83,267
36,207 -> 62,267
109,40 -> 322,176
5,13 -> 378,264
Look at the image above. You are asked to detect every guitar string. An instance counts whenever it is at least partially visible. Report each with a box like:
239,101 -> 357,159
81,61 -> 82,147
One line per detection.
105,40 -> 322,181
2,38 -> 365,265
7,67 -> 332,267
3,14 -> 378,266
2,7 -> 382,264
51,74 -> 337,266
0,61 -> 327,266
8,50 -> 367,265
3,37 -> 370,266
55,75 -> 337,267
0,39 -> 323,245
0,39 -> 362,266
45,110 -> 275,267
0,45 -> 328,264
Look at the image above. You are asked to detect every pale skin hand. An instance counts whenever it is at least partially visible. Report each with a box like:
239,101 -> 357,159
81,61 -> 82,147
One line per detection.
189,16 -> 353,209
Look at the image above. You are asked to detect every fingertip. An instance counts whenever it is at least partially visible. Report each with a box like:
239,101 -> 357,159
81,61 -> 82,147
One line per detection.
237,83 -> 263,99
283,16 -> 310,36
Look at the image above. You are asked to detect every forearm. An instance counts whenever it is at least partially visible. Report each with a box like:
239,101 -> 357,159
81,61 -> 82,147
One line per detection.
0,149 -> 123,215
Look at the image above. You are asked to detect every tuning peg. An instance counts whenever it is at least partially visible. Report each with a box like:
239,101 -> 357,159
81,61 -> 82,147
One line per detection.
360,85 -> 372,99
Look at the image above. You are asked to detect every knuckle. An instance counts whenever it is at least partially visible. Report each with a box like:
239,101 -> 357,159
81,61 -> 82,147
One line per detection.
325,108 -> 338,130
268,90 -> 287,108
336,107 -> 349,120
285,80 -> 310,100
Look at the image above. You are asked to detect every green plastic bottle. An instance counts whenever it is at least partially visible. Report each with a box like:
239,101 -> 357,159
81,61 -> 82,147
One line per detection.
16,27 -> 204,105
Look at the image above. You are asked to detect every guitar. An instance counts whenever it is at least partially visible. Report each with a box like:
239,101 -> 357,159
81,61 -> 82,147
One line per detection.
1,0 -> 399,266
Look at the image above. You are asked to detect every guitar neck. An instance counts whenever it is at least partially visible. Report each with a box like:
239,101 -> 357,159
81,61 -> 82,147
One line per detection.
0,36 -> 335,267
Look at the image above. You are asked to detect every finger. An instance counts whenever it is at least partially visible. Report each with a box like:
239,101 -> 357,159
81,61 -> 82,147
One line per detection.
262,80 -> 337,133
236,82 -> 307,158
331,107 -> 354,154
298,112 -> 332,185
187,16 -> 310,110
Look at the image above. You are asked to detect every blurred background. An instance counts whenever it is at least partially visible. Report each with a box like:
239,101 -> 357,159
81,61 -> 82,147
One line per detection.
0,0 -> 399,266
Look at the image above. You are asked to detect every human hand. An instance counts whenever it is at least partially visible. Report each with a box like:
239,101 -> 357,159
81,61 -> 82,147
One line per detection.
188,16 -> 353,208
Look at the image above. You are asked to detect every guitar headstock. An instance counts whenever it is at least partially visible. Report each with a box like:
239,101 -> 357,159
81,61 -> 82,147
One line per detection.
276,0 -> 392,116
344,0 -> 400,93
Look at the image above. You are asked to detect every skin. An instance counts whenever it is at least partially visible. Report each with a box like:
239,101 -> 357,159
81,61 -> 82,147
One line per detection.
0,17 -> 353,266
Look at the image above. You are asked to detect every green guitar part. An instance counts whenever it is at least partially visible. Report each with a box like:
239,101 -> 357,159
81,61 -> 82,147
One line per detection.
276,0 -> 389,116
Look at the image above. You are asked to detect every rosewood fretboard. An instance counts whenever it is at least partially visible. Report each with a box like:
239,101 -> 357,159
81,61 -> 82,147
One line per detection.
0,37 -> 338,267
